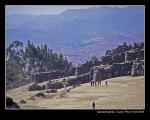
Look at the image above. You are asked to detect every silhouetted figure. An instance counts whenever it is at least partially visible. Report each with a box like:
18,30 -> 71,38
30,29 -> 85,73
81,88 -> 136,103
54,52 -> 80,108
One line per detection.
98,81 -> 101,86
95,81 -> 97,86
91,81 -> 92,87
98,81 -> 101,85
105,81 -> 108,86
91,80 -> 95,87
92,101 -> 95,109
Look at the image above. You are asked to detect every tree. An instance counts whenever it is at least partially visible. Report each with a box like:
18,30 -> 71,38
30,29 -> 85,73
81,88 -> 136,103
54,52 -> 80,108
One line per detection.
6,40 -> 25,71
6,61 -> 22,82
106,50 -> 111,56
90,56 -> 99,65
123,42 -> 127,47
128,44 -> 133,50
134,42 -> 138,49
138,42 -> 144,49
7,40 -> 72,84
13,40 -> 23,52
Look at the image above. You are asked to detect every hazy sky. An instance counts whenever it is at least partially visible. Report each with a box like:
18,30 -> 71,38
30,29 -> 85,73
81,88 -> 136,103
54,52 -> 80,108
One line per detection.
5,5 -> 129,15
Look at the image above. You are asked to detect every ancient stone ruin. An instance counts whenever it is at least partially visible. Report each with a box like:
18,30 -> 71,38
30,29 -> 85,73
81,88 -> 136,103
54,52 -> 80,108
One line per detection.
28,43 -> 144,91
93,58 -> 143,81
125,49 -> 144,62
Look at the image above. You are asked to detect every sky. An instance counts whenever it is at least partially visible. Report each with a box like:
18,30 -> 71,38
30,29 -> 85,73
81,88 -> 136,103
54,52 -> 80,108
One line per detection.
5,5 -> 129,16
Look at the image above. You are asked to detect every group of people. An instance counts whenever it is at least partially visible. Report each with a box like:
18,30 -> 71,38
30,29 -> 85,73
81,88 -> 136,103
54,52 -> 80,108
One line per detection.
90,80 -> 108,87
91,80 -> 108,109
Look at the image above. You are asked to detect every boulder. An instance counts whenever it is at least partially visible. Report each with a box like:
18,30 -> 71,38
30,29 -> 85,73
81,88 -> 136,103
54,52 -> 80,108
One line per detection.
46,89 -> 57,93
35,92 -> 45,97
6,96 -> 20,109
20,99 -> 26,104
28,83 -> 43,91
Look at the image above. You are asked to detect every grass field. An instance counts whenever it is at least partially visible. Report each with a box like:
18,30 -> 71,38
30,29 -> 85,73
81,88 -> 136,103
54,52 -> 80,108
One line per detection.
6,76 -> 144,109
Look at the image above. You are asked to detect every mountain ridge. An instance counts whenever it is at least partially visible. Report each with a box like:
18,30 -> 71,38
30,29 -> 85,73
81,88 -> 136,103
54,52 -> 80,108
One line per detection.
6,6 -> 144,64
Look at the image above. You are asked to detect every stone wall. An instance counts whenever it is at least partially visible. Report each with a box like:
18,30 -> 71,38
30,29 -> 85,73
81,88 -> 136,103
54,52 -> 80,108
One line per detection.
102,49 -> 144,65
112,61 -> 133,77
93,65 -> 112,81
30,70 -> 71,83
28,73 -> 92,91
28,59 -> 144,91
92,58 -> 144,82
131,59 -> 144,76
67,73 -> 92,86
28,83 -> 45,91
92,61 -> 133,81
28,47 -> 144,91
125,49 -> 144,62
102,55 -> 113,65
28,80 -> 63,91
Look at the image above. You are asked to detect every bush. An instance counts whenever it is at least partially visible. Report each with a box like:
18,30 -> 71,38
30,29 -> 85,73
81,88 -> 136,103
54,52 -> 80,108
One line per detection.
46,89 -> 57,93
36,92 -> 45,97
20,99 -> 26,104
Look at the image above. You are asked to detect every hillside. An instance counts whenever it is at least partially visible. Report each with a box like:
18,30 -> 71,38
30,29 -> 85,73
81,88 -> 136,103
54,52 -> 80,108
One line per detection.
6,76 -> 144,109
6,6 -> 144,64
